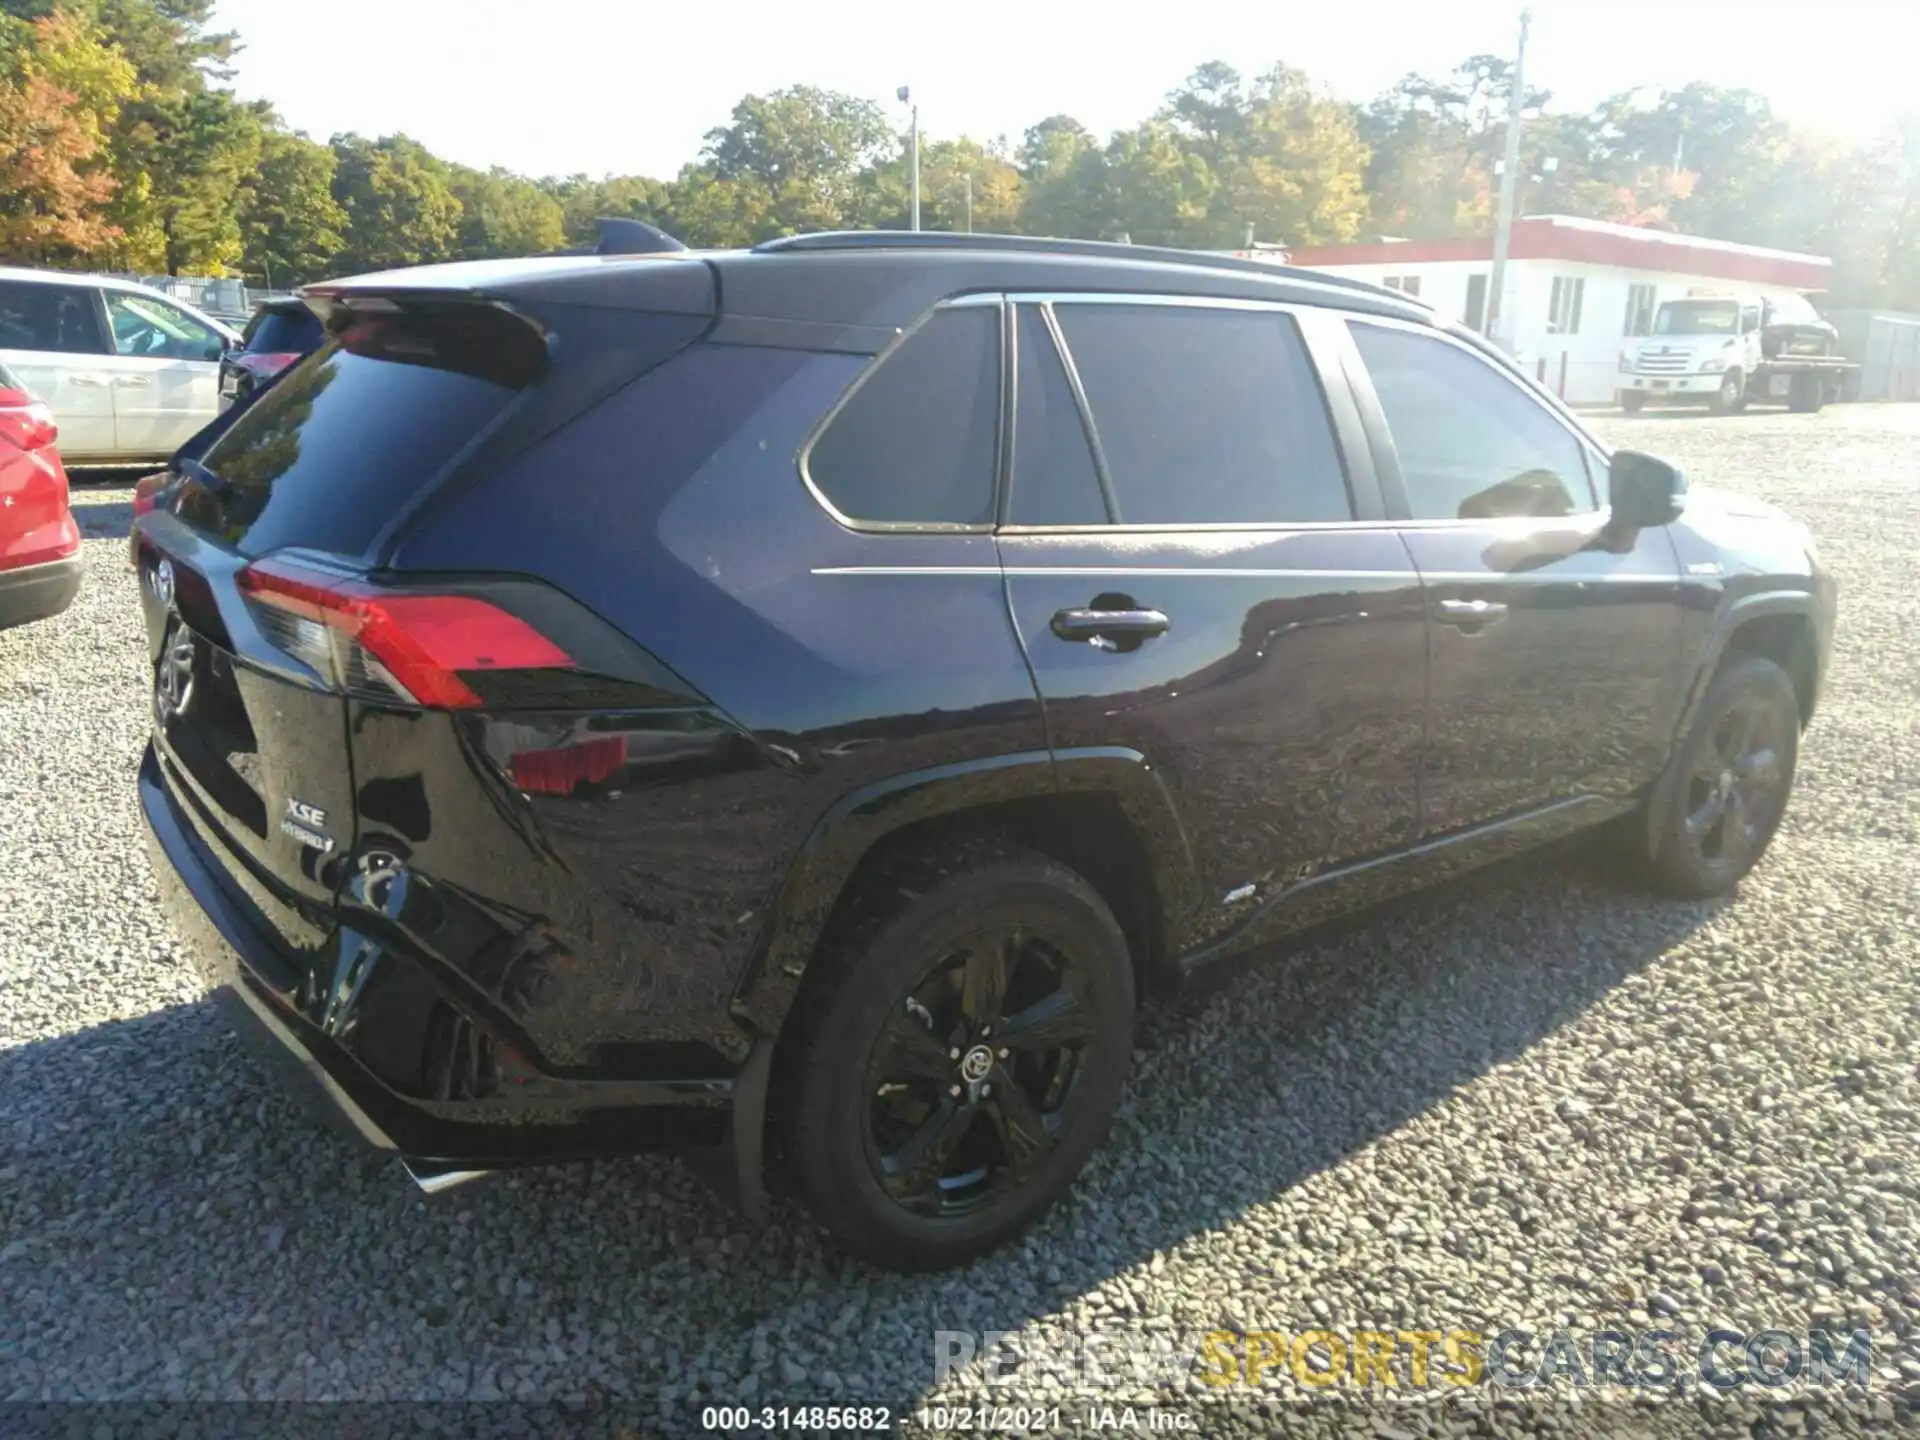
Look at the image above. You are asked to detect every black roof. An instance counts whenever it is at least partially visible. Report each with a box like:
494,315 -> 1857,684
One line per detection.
303,232 -> 1436,339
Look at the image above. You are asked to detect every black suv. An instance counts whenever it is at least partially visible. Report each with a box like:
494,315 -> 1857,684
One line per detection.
134,233 -> 1836,1270
216,296 -> 326,410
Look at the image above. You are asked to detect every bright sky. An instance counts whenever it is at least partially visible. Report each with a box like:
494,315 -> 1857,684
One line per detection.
212,0 -> 1902,180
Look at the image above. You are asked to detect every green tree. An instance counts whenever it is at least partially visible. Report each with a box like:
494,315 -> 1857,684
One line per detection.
1206,63 -> 1369,247
1359,54 -> 1549,239
239,128 -> 345,284
448,165 -> 565,258
113,86 -> 261,271
329,133 -> 461,273
864,136 -> 1023,234
665,167 -> 774,248
541,172 -> 672,246
1016,115 -> 1107,238
1100,121 -> 1213,246
698,85 -> 896,236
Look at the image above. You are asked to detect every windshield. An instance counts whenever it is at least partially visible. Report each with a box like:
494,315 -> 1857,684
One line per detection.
1766,294 -> 1821,326
1653,300 -> 1739,336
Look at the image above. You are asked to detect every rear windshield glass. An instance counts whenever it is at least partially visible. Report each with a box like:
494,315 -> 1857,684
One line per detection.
191,309 -> 540,557
246,306 -> 324,355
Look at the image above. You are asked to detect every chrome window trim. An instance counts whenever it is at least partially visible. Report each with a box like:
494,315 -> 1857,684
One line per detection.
1342,311 -> 1608,521
794,301 -> 1000,536
1035,301 -> 1123,523
998,518 -> 1405,536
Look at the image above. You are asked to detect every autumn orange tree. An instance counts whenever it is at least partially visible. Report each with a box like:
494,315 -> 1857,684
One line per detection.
0,9 -> 135,262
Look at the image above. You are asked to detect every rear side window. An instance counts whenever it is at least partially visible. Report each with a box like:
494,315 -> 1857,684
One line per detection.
247,306 -> 325,354
1349,322 -> 1596,519
0,281 -> 106,355
805,307 -> 1000,526
1051,304 -> 1350,524
190,307 -> 543,557
1010,306 -> 1106,526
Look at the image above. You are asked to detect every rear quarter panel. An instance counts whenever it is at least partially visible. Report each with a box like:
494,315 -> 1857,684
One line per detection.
378,341 -> 1047,1062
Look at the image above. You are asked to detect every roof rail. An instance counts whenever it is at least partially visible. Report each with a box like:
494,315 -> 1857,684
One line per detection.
751,230 -> 1429,307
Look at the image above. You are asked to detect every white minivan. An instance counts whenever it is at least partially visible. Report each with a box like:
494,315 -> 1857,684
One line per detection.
0,266 -> 241,464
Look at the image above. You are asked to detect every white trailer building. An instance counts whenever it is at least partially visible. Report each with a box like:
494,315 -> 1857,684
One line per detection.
1270,215 -> 1834,406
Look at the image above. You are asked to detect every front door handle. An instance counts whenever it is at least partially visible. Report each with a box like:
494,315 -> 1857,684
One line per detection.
1051,605 -> 1171,649
70,374 -> 107,387
1434,598 -> 1509,632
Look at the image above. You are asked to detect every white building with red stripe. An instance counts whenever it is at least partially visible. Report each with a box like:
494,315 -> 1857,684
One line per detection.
1262,215 -> 1833,406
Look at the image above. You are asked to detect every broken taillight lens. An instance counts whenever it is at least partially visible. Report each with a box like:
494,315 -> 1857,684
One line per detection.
237,556 -> 575,709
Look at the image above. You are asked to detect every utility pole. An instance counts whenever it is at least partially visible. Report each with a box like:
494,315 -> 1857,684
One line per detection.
963,173 -> 973,234
898,86 -> 920,232
1486,8 -> 1531,347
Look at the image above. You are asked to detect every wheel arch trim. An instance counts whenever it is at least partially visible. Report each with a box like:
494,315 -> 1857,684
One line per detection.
730,746 -> 1197,1038
1675,589 -> 1824,744
1649,588 -> 1822,857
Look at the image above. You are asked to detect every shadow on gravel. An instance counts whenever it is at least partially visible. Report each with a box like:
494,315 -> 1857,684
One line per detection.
0,848 -> 1724,1415
67,495 -> 135,542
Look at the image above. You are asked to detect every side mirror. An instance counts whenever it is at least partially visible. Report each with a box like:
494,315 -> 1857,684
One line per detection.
1608,450 -> 1686,529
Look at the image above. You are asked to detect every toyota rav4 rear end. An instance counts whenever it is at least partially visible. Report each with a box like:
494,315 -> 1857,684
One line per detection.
135,256 -> 761,1183
136,246 -> 1048,1206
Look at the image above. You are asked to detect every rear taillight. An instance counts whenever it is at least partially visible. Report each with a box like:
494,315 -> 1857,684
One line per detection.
131,472 -> 170,516
237,556 -> 574,709
0,388 -> 57,451
241,352 -> 303,377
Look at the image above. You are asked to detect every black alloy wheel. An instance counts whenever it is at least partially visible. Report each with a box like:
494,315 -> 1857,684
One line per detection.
865,927 -> 1092,1218
785,844 -> 1134,1270
1679,695 -> 1791,867
1643,654 -> 1800,897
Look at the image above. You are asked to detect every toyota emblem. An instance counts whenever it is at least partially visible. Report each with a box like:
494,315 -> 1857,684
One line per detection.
151,557 -> 176,611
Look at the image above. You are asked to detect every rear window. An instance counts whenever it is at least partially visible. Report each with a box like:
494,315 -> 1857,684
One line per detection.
246,305 -> 324,355
804,307 -> 1000,526
188,307 -> 543,557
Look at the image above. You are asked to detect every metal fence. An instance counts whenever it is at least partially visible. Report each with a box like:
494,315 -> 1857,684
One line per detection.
104,274 -> 298,324
1831,310 -> 1920,402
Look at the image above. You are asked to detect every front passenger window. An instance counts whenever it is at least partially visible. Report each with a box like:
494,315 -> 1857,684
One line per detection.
1350,322 -> 1595,520
105,292 -> 222,363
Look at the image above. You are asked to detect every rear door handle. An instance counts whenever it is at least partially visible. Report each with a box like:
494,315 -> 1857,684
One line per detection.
1434,598 -> 1509,632
1051,606 -> 1171,648
115,375 -> 152,388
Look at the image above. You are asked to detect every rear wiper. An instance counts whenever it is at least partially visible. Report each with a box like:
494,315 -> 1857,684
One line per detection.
176,456 -> 227,495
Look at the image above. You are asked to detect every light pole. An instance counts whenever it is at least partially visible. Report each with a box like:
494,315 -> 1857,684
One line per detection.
1486,7 -> 1531,348
963,173 -> 972,234
897,85 -> 920,232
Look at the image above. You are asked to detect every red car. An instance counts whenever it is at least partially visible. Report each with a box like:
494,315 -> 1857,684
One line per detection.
0,358 -> 82,630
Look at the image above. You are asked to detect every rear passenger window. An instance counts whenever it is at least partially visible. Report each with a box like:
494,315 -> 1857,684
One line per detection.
1051,304 -> 1350,525
806,308 -> 1000,526
1010,306 -> 1106,525
0,281 -> 106,355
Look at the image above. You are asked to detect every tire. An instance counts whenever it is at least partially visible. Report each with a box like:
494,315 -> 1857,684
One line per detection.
1787,372 -> 1825,413
1637,655 -> 1799,898
1710,368 -> 1747,414
1620,391 -> 1646,413
785,843 -> 1135,1270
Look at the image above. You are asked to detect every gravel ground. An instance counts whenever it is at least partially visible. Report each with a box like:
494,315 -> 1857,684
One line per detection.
2,411 -> 1917,1437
